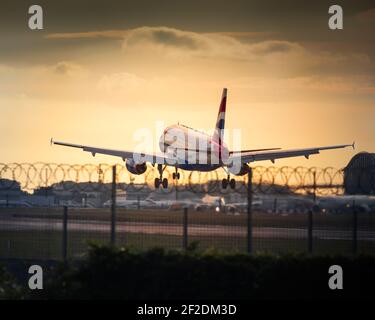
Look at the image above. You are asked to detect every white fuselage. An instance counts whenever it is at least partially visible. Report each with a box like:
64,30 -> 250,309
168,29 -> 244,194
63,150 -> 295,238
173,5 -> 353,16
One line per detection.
159,124 -> 229,171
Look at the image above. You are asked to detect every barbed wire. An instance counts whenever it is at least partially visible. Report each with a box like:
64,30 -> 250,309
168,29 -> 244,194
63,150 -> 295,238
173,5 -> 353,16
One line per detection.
0,163 -> 373,195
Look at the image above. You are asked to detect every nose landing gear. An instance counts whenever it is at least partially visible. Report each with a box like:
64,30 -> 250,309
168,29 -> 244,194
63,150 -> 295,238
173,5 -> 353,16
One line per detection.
222,175 -> 236,189
154,177 -> 168,189
172,169 -> 180,180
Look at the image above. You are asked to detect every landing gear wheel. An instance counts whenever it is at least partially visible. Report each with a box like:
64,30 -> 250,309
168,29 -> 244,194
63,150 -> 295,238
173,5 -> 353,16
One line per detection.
229,178 -> 236,189
162,178 -> 168,189
173,172 -> 181,180
156,164 -> 168,188
222,178 -> 228,189
154,178 -> 160,188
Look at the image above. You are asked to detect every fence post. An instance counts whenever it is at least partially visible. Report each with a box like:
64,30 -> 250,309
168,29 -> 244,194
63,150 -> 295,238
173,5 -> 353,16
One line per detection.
273,198 -> 277,213
247,168 -> 253,254
308,210 -> 313,254
83,194 -> 87,208
352,200 -> 357,255
183,208 -> 188,250
62,206 -> 68,263
307,170 -> 316,254
312,171 -> 317,203
111,165 -> 117,245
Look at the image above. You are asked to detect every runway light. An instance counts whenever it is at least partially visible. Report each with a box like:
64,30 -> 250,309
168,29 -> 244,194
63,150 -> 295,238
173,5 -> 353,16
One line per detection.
215,206 -> 220,212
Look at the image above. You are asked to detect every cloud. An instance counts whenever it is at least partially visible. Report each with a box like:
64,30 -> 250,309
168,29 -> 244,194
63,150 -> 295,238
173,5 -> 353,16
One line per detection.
120,26 -> 302,61
52,61 -> 83,75
119,26 -> 371,79
126,27 -> 203,50
251,41 -> 301,55
0,61 -> 89,101
119,27 -> 373,78
46,26 -> 369,77
46,29 -> 277,41
45,26 -> 301,60
6,26 -> 374,106
46,30 -> 129,40
204,31 -> 280,39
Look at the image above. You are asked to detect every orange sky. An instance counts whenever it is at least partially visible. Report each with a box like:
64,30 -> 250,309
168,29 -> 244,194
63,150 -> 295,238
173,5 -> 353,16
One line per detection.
1,1 -> 374,169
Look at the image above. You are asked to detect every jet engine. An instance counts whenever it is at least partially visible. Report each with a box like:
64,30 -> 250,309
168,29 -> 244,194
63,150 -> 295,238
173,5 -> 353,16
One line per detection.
228,163 -> 250,176
125,159 -> 147,175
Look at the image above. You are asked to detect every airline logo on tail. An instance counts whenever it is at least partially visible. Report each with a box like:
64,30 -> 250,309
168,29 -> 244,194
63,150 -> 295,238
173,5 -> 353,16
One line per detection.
213,88 -> 227,147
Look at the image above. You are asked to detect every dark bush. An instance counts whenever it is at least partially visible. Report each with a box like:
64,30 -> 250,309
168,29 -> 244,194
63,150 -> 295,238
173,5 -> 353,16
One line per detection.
0,264 -> 24,300
31,245 -> 375,300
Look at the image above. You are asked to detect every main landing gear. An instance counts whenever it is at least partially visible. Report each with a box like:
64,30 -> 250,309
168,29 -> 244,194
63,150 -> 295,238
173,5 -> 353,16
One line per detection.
154,177 -> 168,189
222,175 -> 236,189
154,166 -> 180,189
154,164 -> 168,188
172,171 -> 180,180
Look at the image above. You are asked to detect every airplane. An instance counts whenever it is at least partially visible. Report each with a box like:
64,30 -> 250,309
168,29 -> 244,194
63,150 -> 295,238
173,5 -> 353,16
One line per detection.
103,198 -> 165,209
52,88 -> 354,190
317,195 -> 375,214
165,195 -> 224,212
194,194 -> 225,212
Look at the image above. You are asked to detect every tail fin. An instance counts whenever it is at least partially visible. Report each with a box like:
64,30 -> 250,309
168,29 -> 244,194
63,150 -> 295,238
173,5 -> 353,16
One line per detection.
212,88 -> 227,146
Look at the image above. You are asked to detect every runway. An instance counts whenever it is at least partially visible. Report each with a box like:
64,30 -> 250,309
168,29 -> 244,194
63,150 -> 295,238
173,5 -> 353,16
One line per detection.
0,216 -> 374,241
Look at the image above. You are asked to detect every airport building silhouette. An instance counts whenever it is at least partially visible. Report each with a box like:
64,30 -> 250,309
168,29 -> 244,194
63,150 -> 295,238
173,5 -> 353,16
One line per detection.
344,152 -> 375,195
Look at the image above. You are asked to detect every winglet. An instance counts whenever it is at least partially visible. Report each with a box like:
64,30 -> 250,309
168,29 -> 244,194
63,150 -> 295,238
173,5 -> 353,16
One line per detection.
352,141 -> 355,150
50,138 -> 54,146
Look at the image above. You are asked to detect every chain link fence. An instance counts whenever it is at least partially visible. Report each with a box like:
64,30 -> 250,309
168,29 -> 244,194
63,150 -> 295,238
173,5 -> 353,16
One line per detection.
0,163 -> 374,260
0,163 -> 349,195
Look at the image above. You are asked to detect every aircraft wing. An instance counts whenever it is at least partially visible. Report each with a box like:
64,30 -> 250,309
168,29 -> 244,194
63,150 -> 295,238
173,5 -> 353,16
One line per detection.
231,143 -> 354,164
52,140 -> 170,164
